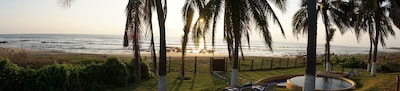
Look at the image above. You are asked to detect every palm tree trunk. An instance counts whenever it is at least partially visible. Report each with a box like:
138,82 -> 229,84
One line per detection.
134,3 -> 142,81
155,0 -> 167,90
211,16 -> 217,55
322,1 -> 331,72
134,38 -> 141,81
371,0 -> 381,77
327,41 -> 331,71
305,0 -> 317,90
231,37 -> 239,87
181,10 -> 194,80
203,32 -> 207,51
229,0 -> 240,87
147,0 -> 157,73
367,38 -> 373,72
151,24 -> 157,73
181,50 -> 185,80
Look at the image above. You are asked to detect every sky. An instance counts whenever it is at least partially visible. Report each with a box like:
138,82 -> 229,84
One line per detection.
0,0 -> 399,48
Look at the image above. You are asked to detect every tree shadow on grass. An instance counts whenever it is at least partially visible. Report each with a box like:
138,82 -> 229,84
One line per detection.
212,72 -> 229,86
169,76 -> 182,91
190,74 -> 196,90
170,76 -> 192,91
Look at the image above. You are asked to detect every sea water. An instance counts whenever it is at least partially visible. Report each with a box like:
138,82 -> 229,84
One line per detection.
0,34 -> 398,57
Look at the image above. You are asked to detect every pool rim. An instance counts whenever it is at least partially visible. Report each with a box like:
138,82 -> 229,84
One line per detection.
286,75 -> 356,91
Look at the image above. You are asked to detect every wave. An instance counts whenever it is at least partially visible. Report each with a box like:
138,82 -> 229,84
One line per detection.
1,34 -> 398,57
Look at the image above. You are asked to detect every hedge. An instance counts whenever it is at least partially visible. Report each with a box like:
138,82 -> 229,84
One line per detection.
0,57 -> 152,91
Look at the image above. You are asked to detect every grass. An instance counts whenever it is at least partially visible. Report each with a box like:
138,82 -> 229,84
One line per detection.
353,72 -> 400,91
3,50 -> 400,91
108,62 -> 400,91
107,73 -> 227,91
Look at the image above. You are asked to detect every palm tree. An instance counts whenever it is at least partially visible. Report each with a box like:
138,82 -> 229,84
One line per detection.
57,0 -> 168,89
143,0 -> 158,74
304,0 -> 317,90
59,0 -> 159,82
124,0 -> 158,82
154,0 -> 167,90
351,0 -> 376,72
182,0 -> 287,87
292,0 -> 353,72
352,0 -> 395,76
371,0 -> 396,76
181,0 -> 223,79
182,0 -> 286,86
390,0 -> 400,27
124,0 -> 144,82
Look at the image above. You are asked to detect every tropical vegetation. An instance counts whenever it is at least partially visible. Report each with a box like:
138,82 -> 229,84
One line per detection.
0,57 -> 152,91
50,0 -> 400,90
292,0 -> 354,72
349,0 -> 396,76
181,0 -> 288,87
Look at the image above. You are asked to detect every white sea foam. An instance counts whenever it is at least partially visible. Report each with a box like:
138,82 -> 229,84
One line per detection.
0,34 -> 398,57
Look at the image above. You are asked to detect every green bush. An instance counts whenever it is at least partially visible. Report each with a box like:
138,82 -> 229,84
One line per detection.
79,59 -> 103,65
84,57 -> 129,87
0,57 -> 153,91
126,58 -> 154,82
0,58 -> 21,90
377,61 -> 400,73
19,69 -> 37,90
331,56 -> 366,68
36,63 -> 72,90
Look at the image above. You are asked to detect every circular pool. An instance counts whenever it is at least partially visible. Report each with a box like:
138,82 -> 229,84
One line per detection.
286,76 -> 355,91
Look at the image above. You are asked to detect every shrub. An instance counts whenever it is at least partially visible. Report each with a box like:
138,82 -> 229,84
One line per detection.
79,59 -> 103,65
0,57 -> 151,91
18,68 -> 38,90
35,63 -> 71,90
102,57 -> 129,87
82,63 -> 108,90
377,61 -> 400,73
331,57 -> 366,68
126,58 -> 154,82
83,57 -> 129,89
0,58 -> 21,90
139,59 -> 153,79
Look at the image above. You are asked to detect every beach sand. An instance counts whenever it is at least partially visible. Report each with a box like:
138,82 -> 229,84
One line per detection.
1,46 -> 399,68
0,46 -> 231,68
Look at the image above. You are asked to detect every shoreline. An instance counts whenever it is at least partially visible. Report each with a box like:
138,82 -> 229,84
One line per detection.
2,45 -> 400,69
0,46 -> 303,59
2,45 -> 400,62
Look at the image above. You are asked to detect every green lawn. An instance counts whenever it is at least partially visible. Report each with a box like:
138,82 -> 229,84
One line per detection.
107,62 -> 400,91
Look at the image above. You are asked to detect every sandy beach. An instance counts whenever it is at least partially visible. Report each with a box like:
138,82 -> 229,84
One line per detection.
0,46 -> 232,67
2,45 -> 400,68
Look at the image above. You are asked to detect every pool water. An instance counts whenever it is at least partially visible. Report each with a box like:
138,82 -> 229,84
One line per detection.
288,76 -> 353,90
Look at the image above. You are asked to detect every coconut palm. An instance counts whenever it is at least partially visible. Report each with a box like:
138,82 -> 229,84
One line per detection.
58,0 -> 167,89
352,0 -> 395,76
124,0 -> 144,82
60,0 -> 159,82
181,0 -> 221,79
152,0 -> 167,90
390,0 -> 400,27
304,0 -> 318,90
292,0 -> 353,72
370,0 -> 395,76
124,0 -> 160,81
351,0 -> 376,72
182,0 -> 287,87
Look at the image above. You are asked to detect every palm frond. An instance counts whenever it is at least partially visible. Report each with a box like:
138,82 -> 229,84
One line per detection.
292,7 -> 308,38
57,0 -> 73,8
267,0 -> 287,11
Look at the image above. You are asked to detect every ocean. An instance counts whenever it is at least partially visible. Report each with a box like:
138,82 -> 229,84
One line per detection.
0,34 -> 398,57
